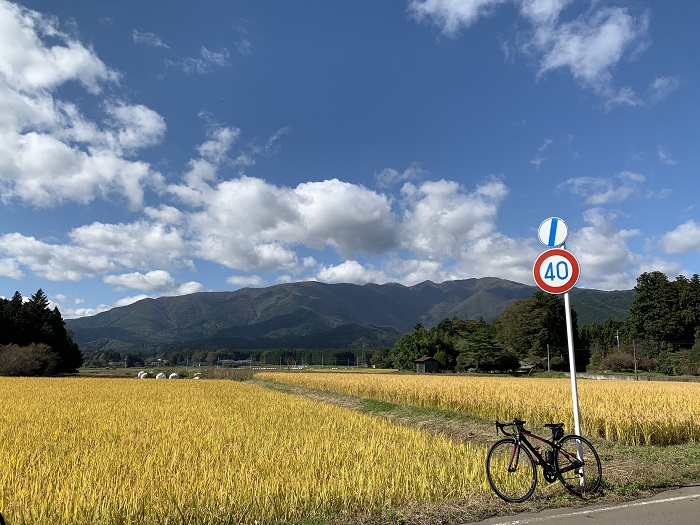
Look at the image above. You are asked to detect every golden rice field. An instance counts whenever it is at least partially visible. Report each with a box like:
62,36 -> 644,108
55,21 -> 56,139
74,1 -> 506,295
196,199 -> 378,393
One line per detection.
256,372 -> 700,446
0,377 -> 490,525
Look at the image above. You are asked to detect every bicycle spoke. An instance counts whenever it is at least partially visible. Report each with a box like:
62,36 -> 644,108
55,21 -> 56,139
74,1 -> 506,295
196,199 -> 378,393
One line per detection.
486,439 -> 537,503
555,435 -> 602,498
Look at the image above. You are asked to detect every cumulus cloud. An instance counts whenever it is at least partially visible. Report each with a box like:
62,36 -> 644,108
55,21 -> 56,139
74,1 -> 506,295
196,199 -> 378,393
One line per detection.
69,220 -> 190,270
103,270 -> 203,297
0,232 -> 115,281
384,258 -> 454,286
455,234 -> 538,285
400,178 -> 508,257
316,261 -> 390,285
226,275 -> 266,287
660,220 -> 700,255
408,0 -> 508,35
0,1 -> 119,93
567,208 -> 641,289
0,0 -> 165,208
0,258 -> 24,279
103,270 -> 177,291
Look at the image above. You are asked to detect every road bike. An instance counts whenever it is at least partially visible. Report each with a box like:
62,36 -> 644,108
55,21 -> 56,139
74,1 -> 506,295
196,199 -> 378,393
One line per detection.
485,418 -> 602,502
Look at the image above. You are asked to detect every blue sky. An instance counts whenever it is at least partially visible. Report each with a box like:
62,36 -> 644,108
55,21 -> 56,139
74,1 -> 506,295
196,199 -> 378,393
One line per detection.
1,0 -> 699,318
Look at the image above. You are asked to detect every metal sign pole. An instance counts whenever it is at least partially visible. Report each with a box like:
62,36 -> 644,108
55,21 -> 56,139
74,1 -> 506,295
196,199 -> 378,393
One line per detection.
561,240 -> 582,437
564,289 -> 582,437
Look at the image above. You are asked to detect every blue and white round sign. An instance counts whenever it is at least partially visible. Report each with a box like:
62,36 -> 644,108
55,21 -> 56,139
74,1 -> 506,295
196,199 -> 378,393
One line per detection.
538,217 -> 568,247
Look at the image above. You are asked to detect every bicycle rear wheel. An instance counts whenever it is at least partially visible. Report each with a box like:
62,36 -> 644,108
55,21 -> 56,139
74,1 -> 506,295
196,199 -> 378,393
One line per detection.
486,438 -> 537,502
555,435 -> 602,497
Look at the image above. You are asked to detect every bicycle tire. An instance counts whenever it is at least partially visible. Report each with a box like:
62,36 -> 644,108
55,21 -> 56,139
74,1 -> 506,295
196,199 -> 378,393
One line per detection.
486,438 -> 538,502
555,434 -> 602,497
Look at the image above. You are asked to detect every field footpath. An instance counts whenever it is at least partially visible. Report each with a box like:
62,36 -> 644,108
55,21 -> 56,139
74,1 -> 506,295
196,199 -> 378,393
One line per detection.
251,376 -> 700,525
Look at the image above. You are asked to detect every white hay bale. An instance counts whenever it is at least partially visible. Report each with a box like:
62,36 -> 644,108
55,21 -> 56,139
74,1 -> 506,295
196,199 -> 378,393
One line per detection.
168,373 -> 181,379
155,372 -> 166,379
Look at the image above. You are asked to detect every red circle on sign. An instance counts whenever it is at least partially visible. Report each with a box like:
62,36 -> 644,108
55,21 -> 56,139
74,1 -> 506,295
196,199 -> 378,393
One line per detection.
533,248 -> 580,294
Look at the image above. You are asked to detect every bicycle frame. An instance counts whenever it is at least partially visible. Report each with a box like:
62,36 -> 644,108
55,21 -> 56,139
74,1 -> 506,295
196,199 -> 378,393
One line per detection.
509,427 -> 584,478
517,429 -> 555,469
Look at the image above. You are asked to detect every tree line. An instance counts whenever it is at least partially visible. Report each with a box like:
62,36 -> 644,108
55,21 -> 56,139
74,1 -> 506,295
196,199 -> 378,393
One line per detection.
0,290 -> 83,376
83,347 -> 372,369
7,270 -> 700,377
386,271 -> 700,376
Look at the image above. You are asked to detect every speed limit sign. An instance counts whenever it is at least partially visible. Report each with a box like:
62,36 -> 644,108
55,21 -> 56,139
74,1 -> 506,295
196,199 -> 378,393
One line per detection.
533,248 -> 580,294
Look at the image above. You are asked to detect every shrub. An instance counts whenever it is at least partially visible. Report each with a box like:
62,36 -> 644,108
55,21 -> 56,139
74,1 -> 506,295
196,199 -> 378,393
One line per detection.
0,343 -> 60,376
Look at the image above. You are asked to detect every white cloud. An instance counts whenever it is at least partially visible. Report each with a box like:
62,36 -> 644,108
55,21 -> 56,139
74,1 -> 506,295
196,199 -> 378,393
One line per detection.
197,127 -> 241,162
69,220 -> 191,270
61,305 -> 112,319
113,294 -> 150,308
0,1 -> 119,94
567,208 -> 641,289
236,39 -> 253,56
647,75 -> 680,103
400,178 -> 508,258
660,220 -> 700,255
0,1 -> 165,209
104,102 -> 167,154
410,0 -> 655,108
455,234 -> 537,284
385,258 -> 454,286
657,145 -> 677,166
103,270 -> 204,296
530,137 -> 552,167
227,275 -> 266,287
293,179 -> 398,257
316,260 -> 390,285
103,270 -> 178,291
0,258 -> 23,279
535,7 -> 650,93
375,164 -> 427,188
166,46 -> 230,74
518,0 -> 572,25
562,170 -> 645,206
408,0 -> 508,35
0,233 -> 115,281
132,30 -> 170,49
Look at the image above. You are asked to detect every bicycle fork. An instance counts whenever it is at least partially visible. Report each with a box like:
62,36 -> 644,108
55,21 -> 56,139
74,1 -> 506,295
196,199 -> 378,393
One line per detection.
508,440 -> 521,473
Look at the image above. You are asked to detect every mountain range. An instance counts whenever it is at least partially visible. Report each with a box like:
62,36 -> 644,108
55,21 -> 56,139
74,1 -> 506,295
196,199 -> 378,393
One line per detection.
65,278 -> 635,353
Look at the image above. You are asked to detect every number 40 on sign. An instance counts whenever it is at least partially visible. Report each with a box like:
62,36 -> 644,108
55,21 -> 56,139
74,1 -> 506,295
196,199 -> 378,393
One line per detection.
533,248 -> 580,294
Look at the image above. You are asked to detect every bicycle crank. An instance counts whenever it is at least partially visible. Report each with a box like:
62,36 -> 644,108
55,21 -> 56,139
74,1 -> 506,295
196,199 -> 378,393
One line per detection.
543,468 -> 558,483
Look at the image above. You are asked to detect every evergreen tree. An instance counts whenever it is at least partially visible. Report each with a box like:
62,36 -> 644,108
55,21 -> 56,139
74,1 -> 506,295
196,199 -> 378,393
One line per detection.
0,289 -> 82,375
494,291 -> 578,359
626,272 -> 681,342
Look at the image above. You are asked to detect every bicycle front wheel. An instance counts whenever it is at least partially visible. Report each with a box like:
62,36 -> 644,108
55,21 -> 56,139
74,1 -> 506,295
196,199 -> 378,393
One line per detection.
555,435 -> 602,497
486,438 -> 537,502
